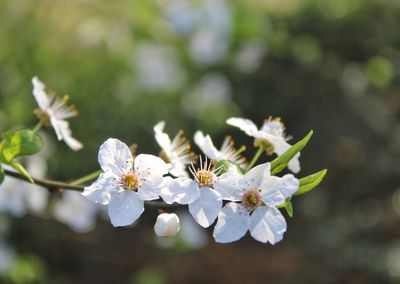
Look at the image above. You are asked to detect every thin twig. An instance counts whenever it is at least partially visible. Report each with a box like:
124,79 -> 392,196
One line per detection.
4,169 -> 84,191
3,169 -> 179,207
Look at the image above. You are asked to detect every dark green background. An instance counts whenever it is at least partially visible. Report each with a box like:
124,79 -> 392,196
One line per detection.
0,0 -> 399,283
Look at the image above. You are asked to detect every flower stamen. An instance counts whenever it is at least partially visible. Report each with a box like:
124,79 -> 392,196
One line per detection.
189,156 -> 218,187
121,172 -> 141,191
242,189 -> 262,212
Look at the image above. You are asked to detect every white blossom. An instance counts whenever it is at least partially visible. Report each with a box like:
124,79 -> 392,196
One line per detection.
194,131 -> 246,169
213,163 -> 299,244
53,191 -> 98,233
32,76 -> 83,151
161,157 -> 238,228
154,121 -> 194,178
82,138 -> 168,227
0,156 -> 49,217
227,117 -> 300,173
154,213 -> 180,237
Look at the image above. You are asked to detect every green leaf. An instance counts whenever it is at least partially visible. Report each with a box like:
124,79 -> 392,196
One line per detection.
214,159 -> 245,176
295,169 -> 327,196
270,130 -> 313,175
0,166 -> 4,185
0,130 -> 43,162
9,161 -> 34,183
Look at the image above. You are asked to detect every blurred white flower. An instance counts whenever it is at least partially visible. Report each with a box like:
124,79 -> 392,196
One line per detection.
179,212 -> 208,248
164,0 -> 197,34
133,43 -> 185,92
340,64 -> 368,97
154,213 -> 180,237
189,28 -> 228,65
227,117 -> 301,173
53,191 -> 98,233
82,138 -> 168,227
0,155 -> 49,217
213,163 -> 299,244
154,121 -> 195,178
76,18 -> 106,48
32,76 -> 83,151
234,40 -> 265,73
188,0 -> 231,65
194,131 -> 246,169
182,73 -> 232,115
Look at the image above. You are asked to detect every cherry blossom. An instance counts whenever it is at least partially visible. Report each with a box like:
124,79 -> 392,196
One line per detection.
82,138 -> 168,227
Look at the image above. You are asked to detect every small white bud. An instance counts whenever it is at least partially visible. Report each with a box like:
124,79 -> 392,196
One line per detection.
154,213 -> 180,237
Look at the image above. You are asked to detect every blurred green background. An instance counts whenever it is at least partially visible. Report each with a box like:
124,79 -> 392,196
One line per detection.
0,0 -> 400,283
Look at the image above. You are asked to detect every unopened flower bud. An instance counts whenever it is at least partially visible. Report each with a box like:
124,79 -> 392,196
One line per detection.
154,213 -> 180,237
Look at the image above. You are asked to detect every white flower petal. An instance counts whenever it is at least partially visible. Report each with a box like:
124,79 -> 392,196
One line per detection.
194,131 -> 219,160
260,119 -> 285,137
226,117 -> 258,136
82,173 -> 116,205
135,154 -> 169,187
160,177 -> 200,204
32,76 -> 50,109
52,119 -> 83,151
214,172 -> 243,201
169,164 -> 189,178
98,138 -> 133,176
241,163 -> 270,190
108,191 -> 144,227
138,184 -> 161,201
261,174 -> 299,206
213,202 -> 251,243
189,187 -> 222,228
49,116 -> 63,141
250,206 -> 287,244
153,121 -> 172,154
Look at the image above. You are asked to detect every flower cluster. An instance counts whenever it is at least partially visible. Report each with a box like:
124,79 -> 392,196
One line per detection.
0,77 -> 326,245
82,118 -> 325,244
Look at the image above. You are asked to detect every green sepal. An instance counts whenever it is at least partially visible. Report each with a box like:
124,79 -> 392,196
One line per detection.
214,159 -> 245,176
0,165 -> 4,185
295,169 -> 327,196
270,130 -> 313,175
9,161 -> 34,183
0,130 -> 43,162
276,198 -> 293,217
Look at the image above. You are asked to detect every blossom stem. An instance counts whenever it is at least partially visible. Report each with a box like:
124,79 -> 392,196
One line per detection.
32,121 -> 43,133
3,169 -> 179,207
246,146 -> 264,173
3,169 -> 84,191
70,170 -> 102,185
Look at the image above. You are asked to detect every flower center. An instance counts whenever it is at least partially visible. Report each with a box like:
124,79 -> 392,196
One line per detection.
242,189 -> 262,212
254,138 -> 274,155
33,108 -> 51,126
121,172 -> 140,191
196,170 -> 217,187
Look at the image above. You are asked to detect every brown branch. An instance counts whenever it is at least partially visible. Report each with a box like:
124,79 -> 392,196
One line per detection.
3,169 -> 179,207
4,169 -> 84,192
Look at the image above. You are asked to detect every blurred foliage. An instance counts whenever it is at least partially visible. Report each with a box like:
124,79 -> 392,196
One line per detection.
0,0 -> 400,283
